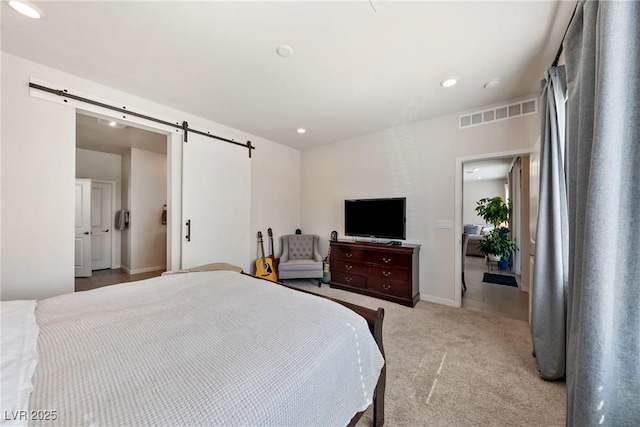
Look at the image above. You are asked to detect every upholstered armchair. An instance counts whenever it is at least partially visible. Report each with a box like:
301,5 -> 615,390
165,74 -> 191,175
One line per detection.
278,234 -> 323,286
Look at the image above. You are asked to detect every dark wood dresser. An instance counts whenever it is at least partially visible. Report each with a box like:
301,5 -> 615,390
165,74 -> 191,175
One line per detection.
329,240 -> 420,307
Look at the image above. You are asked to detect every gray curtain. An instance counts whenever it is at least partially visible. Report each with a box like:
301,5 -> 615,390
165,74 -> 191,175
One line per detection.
531,66 -> 568,380
564,1 -> 640,425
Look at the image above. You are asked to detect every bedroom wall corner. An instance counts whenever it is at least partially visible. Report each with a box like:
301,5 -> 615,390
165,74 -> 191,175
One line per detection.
249,138 -> 301,269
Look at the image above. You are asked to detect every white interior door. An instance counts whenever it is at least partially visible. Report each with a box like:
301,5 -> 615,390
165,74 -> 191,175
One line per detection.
75,179 -> 92,277
91,181 -> 113,270
181,134 -> 251,270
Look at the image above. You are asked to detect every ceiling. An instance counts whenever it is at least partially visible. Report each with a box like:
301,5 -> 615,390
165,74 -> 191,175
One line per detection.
2,1 -> 575,150
463,157 -> 514,182
76,112 -> 167,155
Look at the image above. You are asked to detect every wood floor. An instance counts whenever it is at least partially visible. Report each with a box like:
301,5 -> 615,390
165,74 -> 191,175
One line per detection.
75,268 -> 165,292
462,255 -> 529,322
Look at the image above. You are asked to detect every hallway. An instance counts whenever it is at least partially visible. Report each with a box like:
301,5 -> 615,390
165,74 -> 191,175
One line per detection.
462,255 -> 529,322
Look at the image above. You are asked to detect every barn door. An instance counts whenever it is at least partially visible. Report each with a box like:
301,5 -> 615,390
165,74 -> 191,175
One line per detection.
181,134 -> 250,270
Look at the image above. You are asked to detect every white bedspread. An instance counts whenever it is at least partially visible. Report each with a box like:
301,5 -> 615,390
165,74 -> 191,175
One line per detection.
1,300 -> 39,427
28,271 -> 384,426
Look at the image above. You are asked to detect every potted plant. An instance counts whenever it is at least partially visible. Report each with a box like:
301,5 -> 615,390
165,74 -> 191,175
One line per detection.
475,197 -> 517,269
477,229 -> 517,269
475,197 -> 512,229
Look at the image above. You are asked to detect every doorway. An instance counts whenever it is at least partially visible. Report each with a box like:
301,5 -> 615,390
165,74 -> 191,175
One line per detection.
74,111 -> 169,289
455,148 -> 534,319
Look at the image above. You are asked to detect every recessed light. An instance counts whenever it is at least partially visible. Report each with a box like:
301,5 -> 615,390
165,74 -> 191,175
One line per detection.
97,118 -> 126,129
477,177 -> 482,180
440,77 -> 458,88
484,78 -> 502,89
276,45 -> 294,58
297,128 -> 306,134
8,0 -> 44,19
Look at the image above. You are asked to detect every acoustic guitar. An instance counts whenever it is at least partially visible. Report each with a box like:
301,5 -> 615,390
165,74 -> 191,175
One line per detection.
267,228 -> 280,280
255,231 -> 277,282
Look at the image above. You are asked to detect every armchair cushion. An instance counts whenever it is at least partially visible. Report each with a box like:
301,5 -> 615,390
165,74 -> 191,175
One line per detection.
288,235 -> 317,260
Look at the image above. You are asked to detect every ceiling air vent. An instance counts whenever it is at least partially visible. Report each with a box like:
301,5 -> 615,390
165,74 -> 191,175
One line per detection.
459,98 -> 538,129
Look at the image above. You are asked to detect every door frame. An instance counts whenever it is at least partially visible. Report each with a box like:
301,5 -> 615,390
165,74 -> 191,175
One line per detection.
72,107 -> 178,272
92,179 -> 117,269
454,147 -> 534,308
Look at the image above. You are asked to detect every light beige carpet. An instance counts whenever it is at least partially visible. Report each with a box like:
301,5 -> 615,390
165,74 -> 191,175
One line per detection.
287,280 -> 566,426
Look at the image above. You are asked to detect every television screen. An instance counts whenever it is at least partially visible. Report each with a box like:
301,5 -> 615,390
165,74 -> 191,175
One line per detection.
344,198 -> 406,240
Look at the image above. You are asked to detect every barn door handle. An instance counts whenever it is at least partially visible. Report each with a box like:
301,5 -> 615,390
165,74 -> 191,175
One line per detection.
185,220 -> 191,242
83,231 -> 90,235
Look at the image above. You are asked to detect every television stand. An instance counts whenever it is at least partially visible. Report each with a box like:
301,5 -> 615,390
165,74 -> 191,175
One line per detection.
329,240 -> 420,307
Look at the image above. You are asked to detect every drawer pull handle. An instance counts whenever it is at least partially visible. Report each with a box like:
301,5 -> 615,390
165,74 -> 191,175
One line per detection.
382,257 -> 391,263
382,284 -> 391,290
383,271 -> 391,277
345,277 -> 353,283
345,265 -> 353,270
346,253 -> 353,258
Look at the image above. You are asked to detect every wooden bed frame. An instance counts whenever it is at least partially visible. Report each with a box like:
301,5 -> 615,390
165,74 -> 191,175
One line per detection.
247,274 -> 386,426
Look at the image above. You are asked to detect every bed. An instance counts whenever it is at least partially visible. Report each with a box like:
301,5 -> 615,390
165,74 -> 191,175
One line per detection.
1,265 -> 385,426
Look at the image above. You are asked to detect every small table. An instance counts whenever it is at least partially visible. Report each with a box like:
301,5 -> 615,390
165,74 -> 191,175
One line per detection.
486,257 -> 500,272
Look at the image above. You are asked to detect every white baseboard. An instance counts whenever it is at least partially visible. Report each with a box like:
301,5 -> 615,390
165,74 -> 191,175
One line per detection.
420,294 -> 459,308
127,265 -> 166,275
120,265 -> 131,274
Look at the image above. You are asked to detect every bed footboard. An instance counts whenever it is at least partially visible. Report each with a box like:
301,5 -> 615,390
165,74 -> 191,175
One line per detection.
342,304 -> 385,427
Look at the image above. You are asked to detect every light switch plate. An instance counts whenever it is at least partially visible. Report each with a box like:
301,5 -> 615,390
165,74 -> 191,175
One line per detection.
436,219 -> 453,229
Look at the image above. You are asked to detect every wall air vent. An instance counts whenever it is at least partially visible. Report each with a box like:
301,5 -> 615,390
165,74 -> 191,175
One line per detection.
459,98 -> 538,129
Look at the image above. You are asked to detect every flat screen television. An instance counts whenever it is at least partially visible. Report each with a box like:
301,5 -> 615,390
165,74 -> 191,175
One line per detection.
344,197 -> 406,240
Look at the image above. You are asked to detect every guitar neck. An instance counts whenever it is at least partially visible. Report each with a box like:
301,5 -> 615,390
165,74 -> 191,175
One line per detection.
259,239 -> 267,263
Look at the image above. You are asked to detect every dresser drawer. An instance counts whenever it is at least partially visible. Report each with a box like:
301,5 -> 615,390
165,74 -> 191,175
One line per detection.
332,271 -> 366,289
332,260 -> 367,275
333,247 -> 365,261
329,241 -> 420,307
368,277 -> 411,298
366,251 -> 412,268
368,265 -> 410,282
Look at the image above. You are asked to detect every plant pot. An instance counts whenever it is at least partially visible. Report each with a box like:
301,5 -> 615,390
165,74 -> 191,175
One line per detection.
499,256 -> 509,270
488,254 -> 500,262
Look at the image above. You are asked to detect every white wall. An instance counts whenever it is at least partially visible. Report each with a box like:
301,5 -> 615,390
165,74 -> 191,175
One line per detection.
301,107 -> 539,306
129,148 -> 167,273
1,52 -> 301,300
463,179 -> 507,225
1,55 -> 76,300
250,139 -> 301,262
76,148 -> 122,268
